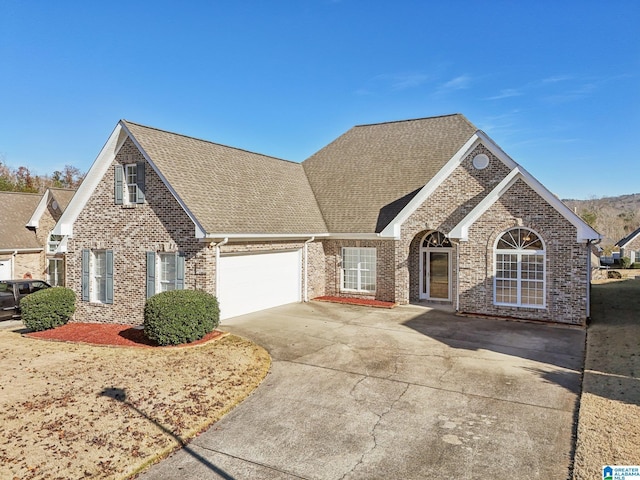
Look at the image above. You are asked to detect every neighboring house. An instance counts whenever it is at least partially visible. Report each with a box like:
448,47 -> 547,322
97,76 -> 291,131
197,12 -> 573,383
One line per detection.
27,188 -> 77,286
616,226 -> 640,264
0,188 -> 75,285
52,114 -> 601,326
0,189 -> 76,284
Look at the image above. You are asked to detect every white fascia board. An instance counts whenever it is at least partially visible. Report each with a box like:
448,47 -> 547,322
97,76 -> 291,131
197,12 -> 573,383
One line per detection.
202,233 -> 330,242
119,121 -> 206,240
379,133 -> 482,238
26,190 -> 51,228
52,123 -> 128,236
324,233 -> 394,240
449,167 -> 601,243
449,168 -> 522,241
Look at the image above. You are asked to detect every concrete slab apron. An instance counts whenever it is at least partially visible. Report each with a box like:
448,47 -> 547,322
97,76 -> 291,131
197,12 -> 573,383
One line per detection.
140,302 -> 585,480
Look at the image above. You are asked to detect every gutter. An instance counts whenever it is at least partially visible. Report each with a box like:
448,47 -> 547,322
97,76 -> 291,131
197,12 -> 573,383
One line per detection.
215,237 -> 229,297
303,237 -> 315,302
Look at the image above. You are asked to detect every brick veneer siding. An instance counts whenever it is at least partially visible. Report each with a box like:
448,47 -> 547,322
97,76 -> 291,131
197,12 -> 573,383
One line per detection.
620,234 -> 640,263
398,144 -> 511,305
459,179 -> 588,325
67,138 -> 213,325
68,138 -> 325,324
14,252 -> 42,279
321,239 -> 396,302
394,144 -> 589,324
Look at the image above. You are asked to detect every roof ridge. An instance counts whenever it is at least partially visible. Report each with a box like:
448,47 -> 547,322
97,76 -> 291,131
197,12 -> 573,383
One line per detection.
354,113 -> 470,128
0,191 -> 43,197
122,120 -> 300,165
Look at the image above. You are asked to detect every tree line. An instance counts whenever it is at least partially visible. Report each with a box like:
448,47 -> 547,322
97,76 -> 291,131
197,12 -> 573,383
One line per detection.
0,158 -> 85,193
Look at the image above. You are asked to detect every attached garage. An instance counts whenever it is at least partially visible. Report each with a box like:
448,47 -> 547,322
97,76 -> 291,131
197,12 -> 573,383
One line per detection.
0,257 -> 12,281
217,249 -> 302,320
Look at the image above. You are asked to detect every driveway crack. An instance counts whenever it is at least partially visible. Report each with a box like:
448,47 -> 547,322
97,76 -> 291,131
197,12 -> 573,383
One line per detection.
340,382 -> 411,479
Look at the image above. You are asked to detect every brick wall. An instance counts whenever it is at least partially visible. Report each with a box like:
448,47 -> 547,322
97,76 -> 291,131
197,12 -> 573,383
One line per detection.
67,138 -> 212,325
14,252 -> 41,279
321,239 -> 395,302
395,144 -> 588,324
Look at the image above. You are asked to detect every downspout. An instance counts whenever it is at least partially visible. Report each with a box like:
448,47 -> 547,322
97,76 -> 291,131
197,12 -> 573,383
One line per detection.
451,240 -> 460,313
304,236 -> 315,302
585,237 -> 602,321
12,250 -> 17,279
215,237 -> 229,297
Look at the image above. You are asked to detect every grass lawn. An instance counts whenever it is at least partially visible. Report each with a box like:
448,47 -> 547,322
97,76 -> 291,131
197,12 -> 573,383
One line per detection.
0,328 -> 270,480
572,278 -> 640,479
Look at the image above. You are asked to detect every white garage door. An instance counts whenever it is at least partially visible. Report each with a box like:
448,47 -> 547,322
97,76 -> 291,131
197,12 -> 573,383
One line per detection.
0,257 -> 12,281
218,249 -> 302,320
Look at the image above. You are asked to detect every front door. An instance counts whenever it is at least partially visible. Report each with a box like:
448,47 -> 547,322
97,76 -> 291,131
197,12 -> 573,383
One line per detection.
420,249 -> 451,301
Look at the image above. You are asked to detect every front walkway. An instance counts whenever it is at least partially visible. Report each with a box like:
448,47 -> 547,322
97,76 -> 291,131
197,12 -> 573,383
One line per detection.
141,301 -> 585,479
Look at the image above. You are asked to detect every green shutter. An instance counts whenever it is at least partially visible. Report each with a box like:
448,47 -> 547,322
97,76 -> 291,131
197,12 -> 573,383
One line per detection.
146,251 -> 156,298
114,165 -> 124,205
81,249 -> 90,302
136,162 -> 145,204
176,253 -> 185,290
105,250 -> 114,304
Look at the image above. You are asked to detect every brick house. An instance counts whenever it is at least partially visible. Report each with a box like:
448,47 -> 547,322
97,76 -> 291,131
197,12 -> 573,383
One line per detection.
616,226 -> 640,264
0,188 -> 75,284
53,114 -> 601,326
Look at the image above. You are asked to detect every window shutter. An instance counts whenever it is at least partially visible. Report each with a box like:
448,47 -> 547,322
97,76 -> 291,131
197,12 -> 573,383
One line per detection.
176,253 -> 185,290
136,162 -> 145,204
81,249 -> 90,302
105,250 -> 114,304
146,251 -> 156,298
114,165 -> 124,205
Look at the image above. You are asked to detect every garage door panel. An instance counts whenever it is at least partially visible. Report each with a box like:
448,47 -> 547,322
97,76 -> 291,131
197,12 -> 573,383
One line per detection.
218,250 -> 301,320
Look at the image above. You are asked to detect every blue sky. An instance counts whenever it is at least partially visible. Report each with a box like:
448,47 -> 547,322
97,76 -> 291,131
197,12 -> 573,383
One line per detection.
0,0 -> 638,199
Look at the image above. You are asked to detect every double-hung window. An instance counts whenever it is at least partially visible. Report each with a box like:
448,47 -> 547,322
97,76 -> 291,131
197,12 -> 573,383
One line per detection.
93,251 -> 108,303
146,251 -> 185,298
114,162 -> 145,205
494,228 -> 545,307
81,249 -> 114,304
342,247 -> 376,293
47,258 -> 64,286
125,164 -> 139,204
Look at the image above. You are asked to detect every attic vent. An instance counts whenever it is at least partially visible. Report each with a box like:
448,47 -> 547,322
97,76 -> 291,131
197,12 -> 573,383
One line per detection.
472,154 -> 489,170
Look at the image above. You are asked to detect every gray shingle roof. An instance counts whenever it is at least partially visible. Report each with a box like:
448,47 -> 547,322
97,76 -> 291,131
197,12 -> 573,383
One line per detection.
122,121 -> 328,235
302,114 -> 477,233
49,188 -> 76,213
0,192 -> 42,250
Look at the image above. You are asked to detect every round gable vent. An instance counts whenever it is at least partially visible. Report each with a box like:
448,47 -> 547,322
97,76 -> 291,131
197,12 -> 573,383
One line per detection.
472,153 -> 489,170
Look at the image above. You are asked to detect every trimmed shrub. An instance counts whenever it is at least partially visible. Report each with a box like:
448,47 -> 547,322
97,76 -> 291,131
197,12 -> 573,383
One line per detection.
144,290 -> 219,346
632,263 -> 640,269
620,257 -> 631,269
21,287 -> 76,331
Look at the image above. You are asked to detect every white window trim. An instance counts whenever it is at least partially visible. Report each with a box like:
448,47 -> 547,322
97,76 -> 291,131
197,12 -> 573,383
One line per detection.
125,163 -> 139,205
47,258 -> 64,286
91,250 -> 107,304
158,252 -> 177,293
493,228 -> 546,309
341,247 -> 376,293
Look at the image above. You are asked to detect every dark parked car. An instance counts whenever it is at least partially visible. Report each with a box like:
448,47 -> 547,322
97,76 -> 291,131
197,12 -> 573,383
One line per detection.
0,280 -> 51,321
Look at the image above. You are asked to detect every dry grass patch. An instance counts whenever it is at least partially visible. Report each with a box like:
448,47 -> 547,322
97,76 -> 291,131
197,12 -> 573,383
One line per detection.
0,329 -> 270,480
572,279 -> 640,479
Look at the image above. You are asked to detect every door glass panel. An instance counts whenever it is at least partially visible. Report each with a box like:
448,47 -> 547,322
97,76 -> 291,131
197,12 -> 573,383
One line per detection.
429,252 -> 449,299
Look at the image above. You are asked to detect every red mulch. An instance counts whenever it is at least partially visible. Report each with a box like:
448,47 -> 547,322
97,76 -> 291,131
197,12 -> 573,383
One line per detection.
313,296 -> 397,309
25,323 -> 225,348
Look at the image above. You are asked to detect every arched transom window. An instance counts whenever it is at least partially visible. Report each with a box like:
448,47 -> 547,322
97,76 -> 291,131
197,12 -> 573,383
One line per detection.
494,227 -> 545,307
422,231 -> 452,248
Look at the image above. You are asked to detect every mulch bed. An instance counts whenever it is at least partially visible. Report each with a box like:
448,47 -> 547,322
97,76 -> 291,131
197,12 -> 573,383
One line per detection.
313,296 -> 397,309
25,323 -> 225,348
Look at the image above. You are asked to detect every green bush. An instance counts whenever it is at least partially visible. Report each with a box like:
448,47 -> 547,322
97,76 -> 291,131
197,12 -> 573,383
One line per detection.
21,287 -> 76,331
620,257 -> 631,269
144,290 -> 219,346
632,263 -> 640,269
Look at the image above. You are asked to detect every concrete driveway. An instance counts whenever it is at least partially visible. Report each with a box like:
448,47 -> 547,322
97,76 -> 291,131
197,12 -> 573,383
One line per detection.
140,301 -> 584,480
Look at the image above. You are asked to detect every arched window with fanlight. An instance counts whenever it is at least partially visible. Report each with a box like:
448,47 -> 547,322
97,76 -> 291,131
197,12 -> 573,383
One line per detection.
494,227 -> 545,307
